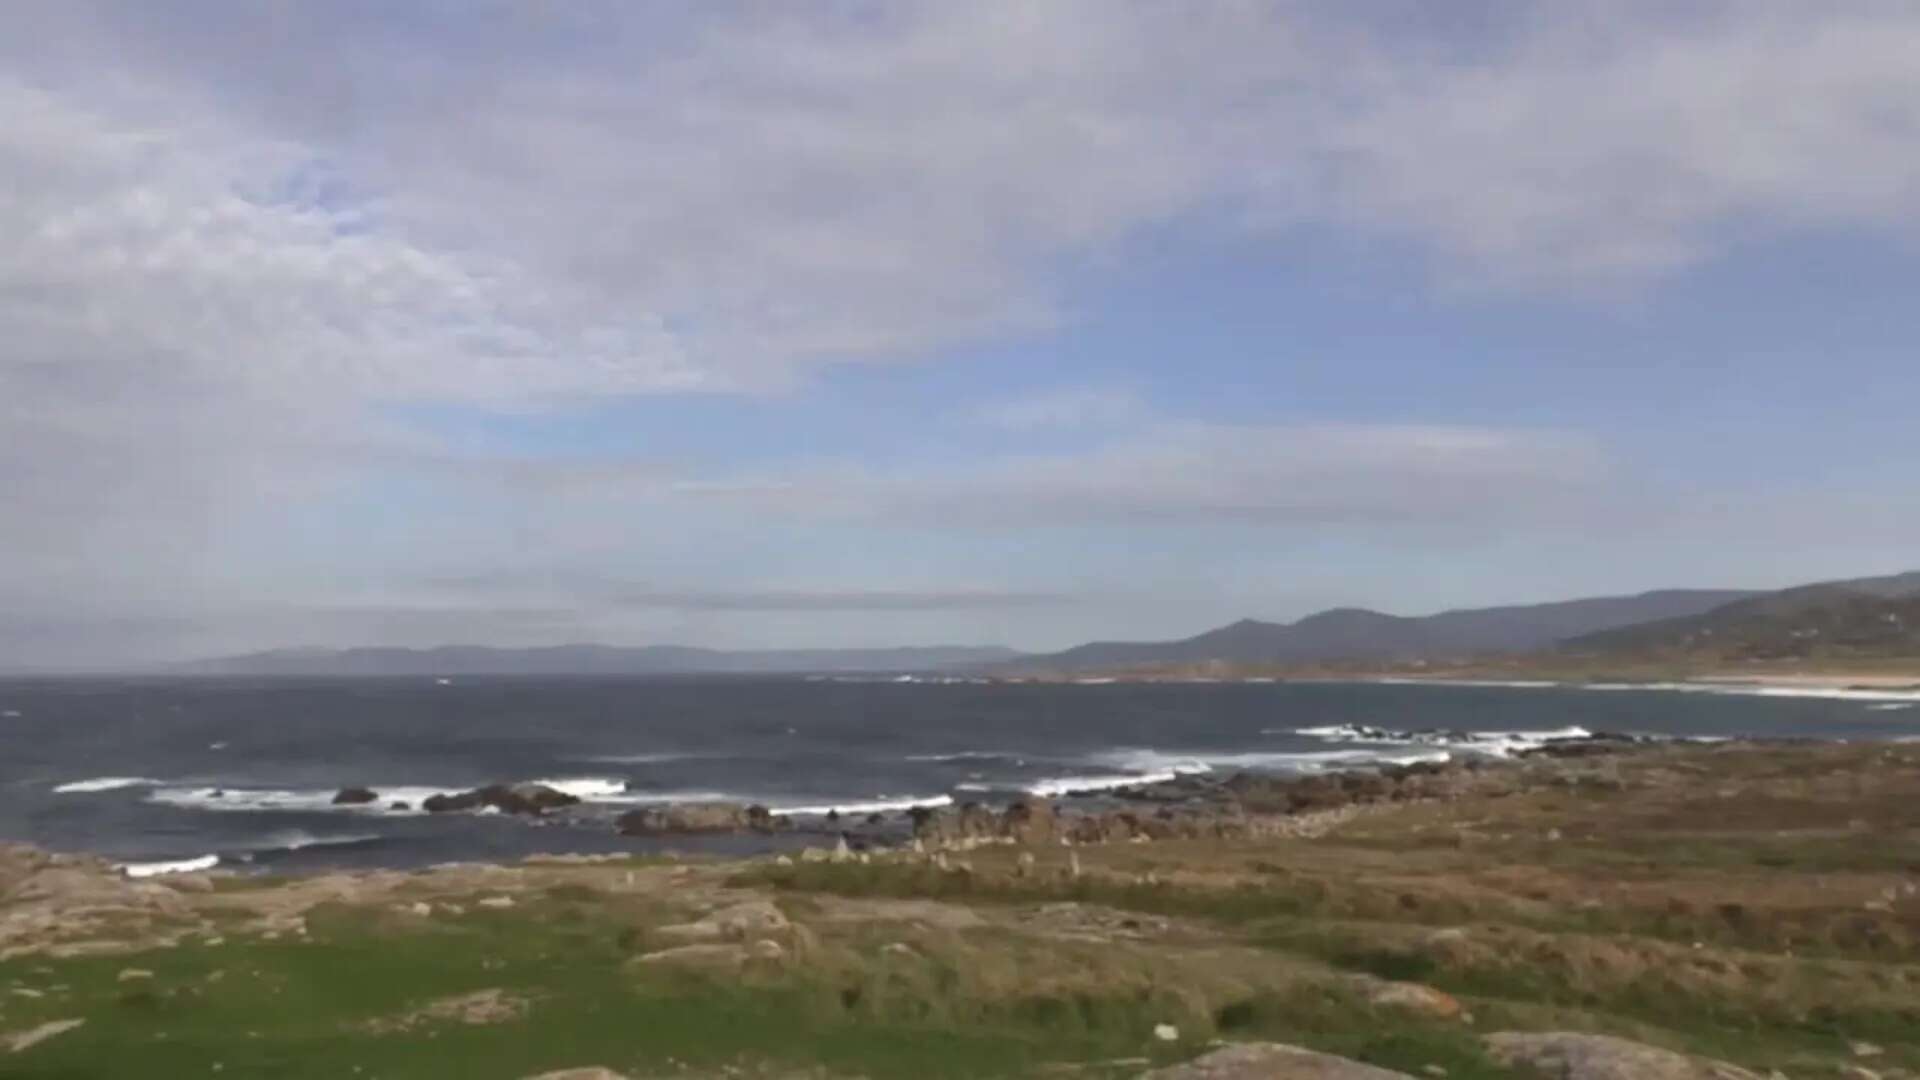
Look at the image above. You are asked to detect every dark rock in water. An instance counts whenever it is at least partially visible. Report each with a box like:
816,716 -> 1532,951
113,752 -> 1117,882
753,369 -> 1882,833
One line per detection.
390,801 -> 411,811
745,804 -> 774,832
422,783 -> 580,816
825,809 -> 840,823
865,813 -> 885,826
617,802 -> 753,835
331,787 -> 379,806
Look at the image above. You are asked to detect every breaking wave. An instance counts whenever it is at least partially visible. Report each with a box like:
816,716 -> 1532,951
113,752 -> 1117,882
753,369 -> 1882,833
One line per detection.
54,776 -> 161,794
120,854 -> 219,878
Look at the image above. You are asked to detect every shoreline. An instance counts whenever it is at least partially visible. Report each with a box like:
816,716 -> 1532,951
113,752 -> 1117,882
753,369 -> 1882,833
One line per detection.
4,736 -> 1918,1077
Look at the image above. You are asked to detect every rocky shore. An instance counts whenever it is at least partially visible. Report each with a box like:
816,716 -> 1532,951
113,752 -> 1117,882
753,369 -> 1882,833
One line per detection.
4,737 -> 1918,1077
316,730 -> 1673,860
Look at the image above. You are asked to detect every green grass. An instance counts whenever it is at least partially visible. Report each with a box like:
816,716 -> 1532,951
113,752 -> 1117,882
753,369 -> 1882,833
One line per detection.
0,897 -> 1207,1079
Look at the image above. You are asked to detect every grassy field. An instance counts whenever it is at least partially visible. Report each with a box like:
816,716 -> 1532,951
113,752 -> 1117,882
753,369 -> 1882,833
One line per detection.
3,742 -> 1918,1078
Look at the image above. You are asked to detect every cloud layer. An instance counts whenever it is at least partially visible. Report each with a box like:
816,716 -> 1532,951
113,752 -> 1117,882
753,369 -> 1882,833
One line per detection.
4,1 -> 1920,663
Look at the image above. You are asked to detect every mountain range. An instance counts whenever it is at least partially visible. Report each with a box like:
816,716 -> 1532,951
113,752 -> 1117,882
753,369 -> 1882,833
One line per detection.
180,570 -> 1920,676
179,644 -> 1024,677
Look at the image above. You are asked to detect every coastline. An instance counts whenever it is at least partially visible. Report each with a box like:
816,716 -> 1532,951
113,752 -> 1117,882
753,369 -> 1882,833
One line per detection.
4,736 -> 1918,1077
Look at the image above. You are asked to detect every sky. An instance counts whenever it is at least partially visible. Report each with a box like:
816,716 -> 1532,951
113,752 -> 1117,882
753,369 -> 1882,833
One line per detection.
4,1 -> 1920,667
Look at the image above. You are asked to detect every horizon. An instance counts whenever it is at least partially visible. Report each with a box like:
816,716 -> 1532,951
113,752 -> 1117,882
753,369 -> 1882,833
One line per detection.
7,3 -> 1920,667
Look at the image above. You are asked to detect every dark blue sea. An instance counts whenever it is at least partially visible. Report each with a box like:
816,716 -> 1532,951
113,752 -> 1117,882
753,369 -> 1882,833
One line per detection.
3,676 -> 1917,875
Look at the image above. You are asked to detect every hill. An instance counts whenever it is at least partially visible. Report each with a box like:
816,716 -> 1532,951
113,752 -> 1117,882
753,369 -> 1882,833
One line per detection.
1562,570 -> 1920,662
180,643 -> 1026,677
1011,588 -> 1758,673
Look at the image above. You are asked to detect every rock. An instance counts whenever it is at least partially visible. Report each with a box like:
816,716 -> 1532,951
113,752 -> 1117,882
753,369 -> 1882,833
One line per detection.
477,896 -> 516,909
1002,797 -> 1058,845
799,846 -> 829,863
1852,1042 -> 1885,1059
409,902 -> 433,917
1139,1041 -> 1417,1078
116,968 -> 153,982
4,1017 -> 85,1054
331,787 -> 379,806
1485,1032 -> 1764,1080
830,836 -> 853,863
653,900 -> 790,945
521,1070 -> 632,1080
633,943 -> 748,972
390,801 -> 411,812
615,802 -> 750,835
1363,980 -> 1464,1020
748,938 -> 785,961
424,784 -> 580,816
1154,1023 -> 1181,1042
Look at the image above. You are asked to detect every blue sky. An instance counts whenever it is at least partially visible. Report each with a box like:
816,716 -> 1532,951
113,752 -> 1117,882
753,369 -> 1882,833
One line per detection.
2,1 -> 1919,664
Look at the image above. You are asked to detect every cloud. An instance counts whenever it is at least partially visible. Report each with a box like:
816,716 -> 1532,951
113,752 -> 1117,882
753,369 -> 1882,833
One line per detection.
5,2 -> 1920,662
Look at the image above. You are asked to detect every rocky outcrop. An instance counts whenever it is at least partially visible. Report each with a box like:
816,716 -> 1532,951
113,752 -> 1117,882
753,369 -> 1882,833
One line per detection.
332,787 -> 380,805
651,900 -> 791,945
618,802 -> 743,835
1484,1031 -> 1764,1080
1,845 -> 195,959
422,784 -> 580,816
1139,1042 -> 1416,1078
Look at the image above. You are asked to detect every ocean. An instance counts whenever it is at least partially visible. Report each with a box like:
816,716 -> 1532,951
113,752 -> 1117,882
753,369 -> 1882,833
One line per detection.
3,676 -> 1918,875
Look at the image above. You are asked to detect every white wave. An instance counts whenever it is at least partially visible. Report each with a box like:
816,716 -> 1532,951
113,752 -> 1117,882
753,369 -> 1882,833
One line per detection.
530,777 -> 630,800
121,854 -> 219,878
248,830 -> 384,854
903,751 -> 1021,763
54,776 -> 160,794
581,752 -> 705,764
1291,724 -> 1592,758
3,708 -> 23,717
1017,772 -> 1184,797
148,785 -> 459,814
1197,749 -> 1454,771
583,789 -> 741,806
771,794 -> 955,816
1867,702 -> 1916,712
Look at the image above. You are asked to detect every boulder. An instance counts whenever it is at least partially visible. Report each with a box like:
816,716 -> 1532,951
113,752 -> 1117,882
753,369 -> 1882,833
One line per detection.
423,784 -> 580,816
615,802 -> 750,835
652,900 -> 789,945
1362,980 -> 1465,1020
1001,797 -> 1057,845
912,801 -> 1002,847
1484,1032 -> 1764,1080
1139,1042 -> 1417,1078
331,787 -> 379,806
521,1070 -> 631,1080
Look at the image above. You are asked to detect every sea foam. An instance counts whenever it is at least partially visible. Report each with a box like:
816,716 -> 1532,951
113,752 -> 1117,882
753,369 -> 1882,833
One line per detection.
121,854 -> 219,878
53,776 -> 160,794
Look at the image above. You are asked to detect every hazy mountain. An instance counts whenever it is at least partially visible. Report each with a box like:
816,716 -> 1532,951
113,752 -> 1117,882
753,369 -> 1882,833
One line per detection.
1011,589 -> 1761,673
180,643 -> 1026,677
1562,571 -> 1920,660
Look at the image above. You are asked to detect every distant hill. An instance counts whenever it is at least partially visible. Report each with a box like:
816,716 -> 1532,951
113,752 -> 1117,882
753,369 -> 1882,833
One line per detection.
1010,588 -> 1760,673
1562,571 -> 1920,662
180,643 -> 1026,677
